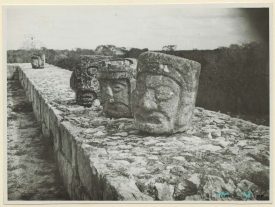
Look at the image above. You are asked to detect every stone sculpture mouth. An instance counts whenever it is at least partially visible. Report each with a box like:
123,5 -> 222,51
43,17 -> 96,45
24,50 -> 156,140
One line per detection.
78,91 -> 97,100
81,99 -> 93,103
77,92 -> 96,106
80,94 -> 94,98
135,112 -> 167,125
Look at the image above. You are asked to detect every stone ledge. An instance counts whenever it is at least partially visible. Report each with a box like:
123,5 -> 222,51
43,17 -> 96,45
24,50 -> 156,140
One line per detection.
9,63 -> 270,201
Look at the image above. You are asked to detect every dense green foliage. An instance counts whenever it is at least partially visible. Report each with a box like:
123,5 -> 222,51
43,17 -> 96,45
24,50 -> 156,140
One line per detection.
7,42 -> 269,122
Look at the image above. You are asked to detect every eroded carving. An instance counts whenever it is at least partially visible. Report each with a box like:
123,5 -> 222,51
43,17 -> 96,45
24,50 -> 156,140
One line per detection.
132,52 -> 201,134
98,58 -> 137,118
31,54 -> 45,69
70,55 -> 112,107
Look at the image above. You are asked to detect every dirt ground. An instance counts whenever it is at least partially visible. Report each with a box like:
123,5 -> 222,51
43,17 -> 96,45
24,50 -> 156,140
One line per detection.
7,80 -> 71,200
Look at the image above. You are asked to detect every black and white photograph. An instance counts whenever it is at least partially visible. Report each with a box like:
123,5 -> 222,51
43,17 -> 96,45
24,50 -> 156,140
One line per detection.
3,3 -> 272,203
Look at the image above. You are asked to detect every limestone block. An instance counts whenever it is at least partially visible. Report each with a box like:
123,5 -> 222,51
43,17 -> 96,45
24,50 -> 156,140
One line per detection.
24,75 -> 29,92
76,144 -> 97,198
53,128 -> 61,153
59,121 -> 83,178
18,67 -> 23,81
106,177 -> 153,201
76,144 -> 114,200
28,83 -> 33,103
32,89 -> 37,118
40,97 -> 45,123
42,123 -> 51,139
154,182 -> 174,200
48,106 -> 63,139
132,52 -> 201,134
27,78 -> 31,93
76,143 -> 153,200
21,73 -> 26,89
60,123 -> 73,163
71,139 -> 78,177
24,74 -> 28,89
38,91 -> 43,122
23,72 -> 27,85
71,176 -> 91,200
34,88 -> 41,122
42,101 -> 51,130
30,84 -> 34,103
7,65 -> 19,80
57,150 -> 73,197
27,80 -> 32,102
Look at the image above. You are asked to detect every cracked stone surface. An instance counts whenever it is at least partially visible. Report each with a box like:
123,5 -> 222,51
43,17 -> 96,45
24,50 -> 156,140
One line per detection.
15,63 -> 270,201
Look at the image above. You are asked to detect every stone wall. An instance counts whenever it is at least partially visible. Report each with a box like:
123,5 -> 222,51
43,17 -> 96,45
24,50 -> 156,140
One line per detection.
7,63 -> 270,201
7,65 -> 20,80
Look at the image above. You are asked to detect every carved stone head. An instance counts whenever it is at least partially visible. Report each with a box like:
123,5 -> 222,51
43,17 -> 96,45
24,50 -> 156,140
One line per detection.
70,55 -> 112,107
132,52 -> 201,134
31,54 -> 45,69
98,58 -> 137,118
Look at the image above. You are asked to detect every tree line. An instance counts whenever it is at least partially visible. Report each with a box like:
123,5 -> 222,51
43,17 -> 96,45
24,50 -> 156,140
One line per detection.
7,42 -> 269,125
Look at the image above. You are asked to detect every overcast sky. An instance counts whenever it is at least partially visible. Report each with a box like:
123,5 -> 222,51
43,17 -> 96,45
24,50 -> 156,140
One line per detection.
5,5 -> 268,51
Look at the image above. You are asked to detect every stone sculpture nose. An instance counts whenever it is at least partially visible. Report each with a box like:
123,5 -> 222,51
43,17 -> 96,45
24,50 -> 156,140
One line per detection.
139,89 -> 157,111
106,85 -> 114,103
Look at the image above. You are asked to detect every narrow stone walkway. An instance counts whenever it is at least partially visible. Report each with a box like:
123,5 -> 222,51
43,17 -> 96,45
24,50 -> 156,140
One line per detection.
7,80 -> 71,200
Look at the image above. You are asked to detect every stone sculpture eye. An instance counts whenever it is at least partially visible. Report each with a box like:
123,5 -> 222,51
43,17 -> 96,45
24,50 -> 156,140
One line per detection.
155,86 -> 175,101
112,82 -> 126,93
87,67 -> 97,76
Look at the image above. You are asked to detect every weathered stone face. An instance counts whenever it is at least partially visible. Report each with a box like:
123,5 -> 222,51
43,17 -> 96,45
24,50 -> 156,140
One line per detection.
132,52 -> 201,134
98,58 -> 137,118
70,55 -> 112,107
100,79 -> 131,117
31,57 -> 39,68
39,54 -> 45,67
31,54 -> 45,69
133,74 -> 181,133
71,64 -> 99,107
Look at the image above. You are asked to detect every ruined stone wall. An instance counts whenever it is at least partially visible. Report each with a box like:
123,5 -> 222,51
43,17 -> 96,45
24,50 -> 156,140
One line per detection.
7,63 -> 270,201
7,65 -> 20,80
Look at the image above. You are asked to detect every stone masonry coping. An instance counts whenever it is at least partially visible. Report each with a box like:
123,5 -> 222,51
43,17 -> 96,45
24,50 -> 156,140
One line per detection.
10,63 -> 270,201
